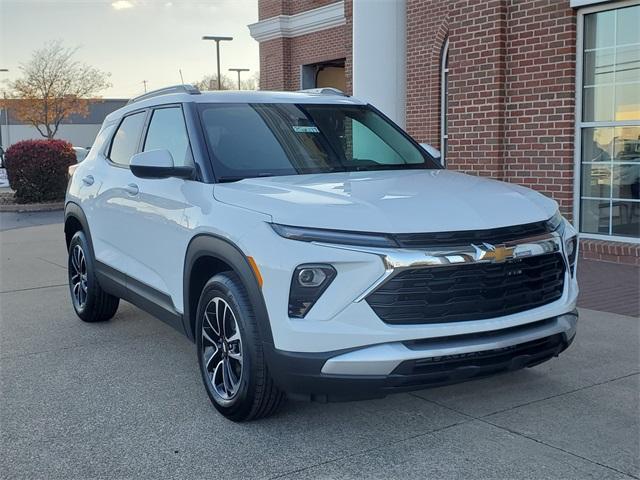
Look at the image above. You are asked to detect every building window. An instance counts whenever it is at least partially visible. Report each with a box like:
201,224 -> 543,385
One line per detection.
577,3 -> 640,241
440,38 -> 449,166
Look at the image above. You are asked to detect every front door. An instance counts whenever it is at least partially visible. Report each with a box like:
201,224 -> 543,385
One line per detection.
121,105 -> 196,313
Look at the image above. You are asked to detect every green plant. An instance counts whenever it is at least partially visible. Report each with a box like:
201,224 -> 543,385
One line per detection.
4,139 -> 76,203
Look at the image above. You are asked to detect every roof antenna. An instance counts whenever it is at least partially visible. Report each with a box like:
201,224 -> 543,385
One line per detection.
179,69 -> 184,84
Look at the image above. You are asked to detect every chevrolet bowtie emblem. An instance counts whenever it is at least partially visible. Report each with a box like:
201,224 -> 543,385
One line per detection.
476,243 -> 516,263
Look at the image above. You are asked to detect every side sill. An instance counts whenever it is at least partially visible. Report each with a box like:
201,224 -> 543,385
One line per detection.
95,261 -> 186,336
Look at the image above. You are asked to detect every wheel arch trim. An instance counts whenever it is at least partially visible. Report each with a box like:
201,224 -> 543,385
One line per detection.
183,233 -> 274,345
64,202 -> 94,256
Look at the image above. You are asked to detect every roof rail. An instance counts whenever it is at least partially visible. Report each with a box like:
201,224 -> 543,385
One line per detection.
127,84 -> 201,105
298,87 -> 348,97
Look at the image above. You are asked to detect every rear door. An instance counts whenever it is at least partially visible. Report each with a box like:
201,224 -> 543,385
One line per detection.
91,109 -> 148,281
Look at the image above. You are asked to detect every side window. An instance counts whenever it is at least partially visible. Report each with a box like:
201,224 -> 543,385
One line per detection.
144,107 -> 193,167
109,112 -> 146,166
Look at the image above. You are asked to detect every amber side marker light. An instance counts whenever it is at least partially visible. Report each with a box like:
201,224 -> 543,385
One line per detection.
247,256 -> 263,288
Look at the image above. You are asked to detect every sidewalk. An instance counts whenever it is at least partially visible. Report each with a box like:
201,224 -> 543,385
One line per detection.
577,258 -> 640,317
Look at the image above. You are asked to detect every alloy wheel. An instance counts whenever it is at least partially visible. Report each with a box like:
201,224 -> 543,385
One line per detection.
70,245 -> 88,309
201,297 -> 244,401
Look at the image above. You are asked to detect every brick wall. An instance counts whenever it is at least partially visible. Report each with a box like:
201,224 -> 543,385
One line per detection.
259,0 -> 339,19
256,0 -> 637,264
258,0 -> 350,91
502,1 -> 576,219
259,26 -> 348,90
580,239 -> 640,266
406,0 -> 450,153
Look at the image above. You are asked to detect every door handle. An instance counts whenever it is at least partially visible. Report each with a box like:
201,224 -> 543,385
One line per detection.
124,183 -> 139,196
82,175 -> 94,186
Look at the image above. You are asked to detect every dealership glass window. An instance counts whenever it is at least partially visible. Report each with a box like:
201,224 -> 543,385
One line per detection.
579,4 -> 640,240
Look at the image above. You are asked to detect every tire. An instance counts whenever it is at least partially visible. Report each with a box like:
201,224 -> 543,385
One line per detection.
68,231 -> 119,322
196,272 -> 285,421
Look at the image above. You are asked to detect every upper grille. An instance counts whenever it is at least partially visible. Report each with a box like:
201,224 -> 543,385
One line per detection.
393,220 -> 551,248
366,253 -> 565,325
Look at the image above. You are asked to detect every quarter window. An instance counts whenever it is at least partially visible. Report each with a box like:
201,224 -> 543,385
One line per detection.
143,107 -> 193,167
109,112 -> 146,166
578,4 -> 640,240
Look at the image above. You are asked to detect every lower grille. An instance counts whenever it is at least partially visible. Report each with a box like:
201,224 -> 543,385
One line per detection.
366,253 -> 565,325
391,334 -> 565,384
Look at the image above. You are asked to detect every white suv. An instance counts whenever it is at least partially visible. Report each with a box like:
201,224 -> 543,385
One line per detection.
65,85 -> 579,421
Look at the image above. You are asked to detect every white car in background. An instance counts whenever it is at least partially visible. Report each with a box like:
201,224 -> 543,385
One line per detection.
65,85 -> 579,421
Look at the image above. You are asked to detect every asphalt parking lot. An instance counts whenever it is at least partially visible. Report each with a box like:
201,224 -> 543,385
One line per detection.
1,216 -> 639,480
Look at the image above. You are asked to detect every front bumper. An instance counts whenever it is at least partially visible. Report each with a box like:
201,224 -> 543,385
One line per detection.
265,310 -> 578,402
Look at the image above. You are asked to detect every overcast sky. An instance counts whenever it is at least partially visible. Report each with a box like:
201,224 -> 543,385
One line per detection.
0,0 -> 260,98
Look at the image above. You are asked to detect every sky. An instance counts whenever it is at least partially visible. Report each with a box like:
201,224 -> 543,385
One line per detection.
0,0 -> 260,98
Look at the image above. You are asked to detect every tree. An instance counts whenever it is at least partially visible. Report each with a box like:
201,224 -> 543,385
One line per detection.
3,42 -> 110,139
192,73 -> 234,91
192,71 -> 260,91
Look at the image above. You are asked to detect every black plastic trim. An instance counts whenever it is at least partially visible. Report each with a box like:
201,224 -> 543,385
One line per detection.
95,260 -> 185,334
64,202 -> 94,255
183,234 -> 274,344
264,312 -> 577,402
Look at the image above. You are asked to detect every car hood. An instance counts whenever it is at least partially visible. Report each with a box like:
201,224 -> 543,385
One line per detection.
213,169 -> 558,233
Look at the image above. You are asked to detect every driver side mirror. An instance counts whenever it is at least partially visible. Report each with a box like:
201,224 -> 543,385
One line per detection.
130,149 -> 194,179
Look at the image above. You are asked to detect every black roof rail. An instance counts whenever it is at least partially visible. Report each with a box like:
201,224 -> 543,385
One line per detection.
298,87 -> 349,97
127,84 -> 201,105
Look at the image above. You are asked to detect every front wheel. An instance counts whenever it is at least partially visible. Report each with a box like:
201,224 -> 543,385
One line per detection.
68,231 -> 119,322
196,272 -> 285,421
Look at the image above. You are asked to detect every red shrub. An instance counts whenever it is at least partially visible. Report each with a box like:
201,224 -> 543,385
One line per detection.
4,139 -> 76,203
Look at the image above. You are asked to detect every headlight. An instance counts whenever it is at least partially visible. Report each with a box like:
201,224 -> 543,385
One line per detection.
546,210 -> 564,232
288,264 -> 336,318
271,223 -> 399,248
565,235 -> 578,275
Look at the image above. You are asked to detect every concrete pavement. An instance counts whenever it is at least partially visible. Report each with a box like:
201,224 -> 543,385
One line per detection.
1,222 -> 638,480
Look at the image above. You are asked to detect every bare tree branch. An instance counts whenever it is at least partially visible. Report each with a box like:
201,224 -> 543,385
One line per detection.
1,41 -> 111,139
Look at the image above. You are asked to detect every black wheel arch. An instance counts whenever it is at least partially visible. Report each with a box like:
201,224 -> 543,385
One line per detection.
64,202 -> 94,256
183,234 -> 274,346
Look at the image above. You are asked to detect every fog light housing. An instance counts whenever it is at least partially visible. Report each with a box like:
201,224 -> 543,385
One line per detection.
289,264 -> 336,318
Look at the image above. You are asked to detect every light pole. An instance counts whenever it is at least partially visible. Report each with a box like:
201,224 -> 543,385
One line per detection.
202,36 -> 233,90
228,68 -> 249,90
0,69 -> 8,154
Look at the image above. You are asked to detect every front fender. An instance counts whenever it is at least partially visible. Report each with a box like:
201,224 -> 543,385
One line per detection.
183,234 -> 274,346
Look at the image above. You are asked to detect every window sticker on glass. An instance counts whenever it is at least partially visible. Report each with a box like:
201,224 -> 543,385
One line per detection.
292,125 -> 319,133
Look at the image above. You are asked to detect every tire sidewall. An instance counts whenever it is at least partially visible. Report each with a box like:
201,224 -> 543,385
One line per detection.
196,274 -> 260,419
68,231 -> 98,319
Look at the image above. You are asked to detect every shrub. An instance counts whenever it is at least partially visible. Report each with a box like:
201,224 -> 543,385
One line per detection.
4,139 -> 76,203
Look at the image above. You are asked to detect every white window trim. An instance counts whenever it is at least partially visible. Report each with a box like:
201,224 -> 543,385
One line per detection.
440,38 -> 449,167
248,1 -> 345,43
573,0 -> 640,244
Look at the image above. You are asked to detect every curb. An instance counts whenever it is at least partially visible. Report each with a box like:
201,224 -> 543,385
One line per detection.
0,202 -> 64,213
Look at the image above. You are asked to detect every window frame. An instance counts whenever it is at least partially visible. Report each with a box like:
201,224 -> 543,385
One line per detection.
573,0 -> 640,244
141,103 -> 196,169
440,37 -> 449,167
106,108 -> 149,169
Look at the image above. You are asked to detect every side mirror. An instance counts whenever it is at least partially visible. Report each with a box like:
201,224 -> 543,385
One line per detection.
130,149 -> 194,179
420,143 -> 441,161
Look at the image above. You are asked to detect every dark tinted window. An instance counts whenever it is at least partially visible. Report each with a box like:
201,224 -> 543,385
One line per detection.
109,111 -> 146,166
199,103 -> 438,181
143,107 -> 192,167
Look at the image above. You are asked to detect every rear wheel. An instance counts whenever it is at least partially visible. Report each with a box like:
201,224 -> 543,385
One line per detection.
196,272 -> 285,421
68,231 -> 119,322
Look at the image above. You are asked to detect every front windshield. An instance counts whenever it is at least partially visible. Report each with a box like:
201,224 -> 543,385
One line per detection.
198,103 -> 440,181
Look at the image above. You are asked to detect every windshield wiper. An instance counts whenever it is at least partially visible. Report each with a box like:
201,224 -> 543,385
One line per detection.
217,173 -> 275,183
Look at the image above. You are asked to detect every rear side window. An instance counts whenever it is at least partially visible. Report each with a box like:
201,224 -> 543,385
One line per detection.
109,111 -> 146,166
143,107 -> 192,167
